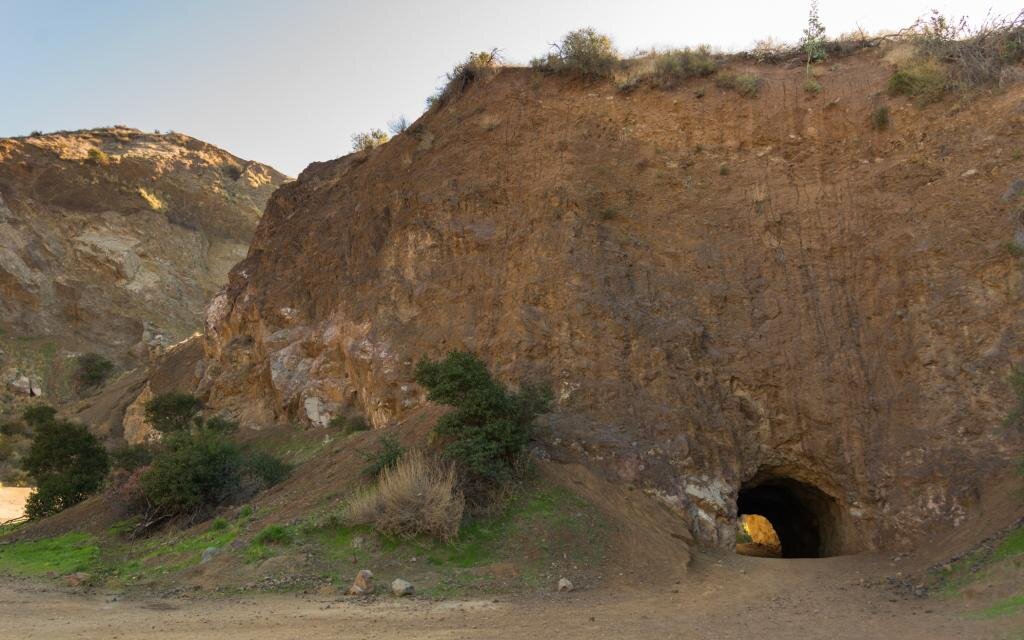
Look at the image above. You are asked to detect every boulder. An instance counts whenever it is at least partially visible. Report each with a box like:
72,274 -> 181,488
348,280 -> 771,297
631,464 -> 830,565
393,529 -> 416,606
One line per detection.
391,578 -> 414,597
200,547 -> 221,564
346,569 -> 374,596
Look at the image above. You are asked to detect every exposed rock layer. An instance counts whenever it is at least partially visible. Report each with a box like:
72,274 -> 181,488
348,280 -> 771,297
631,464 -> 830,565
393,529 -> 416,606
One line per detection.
198,51 -> 1024,551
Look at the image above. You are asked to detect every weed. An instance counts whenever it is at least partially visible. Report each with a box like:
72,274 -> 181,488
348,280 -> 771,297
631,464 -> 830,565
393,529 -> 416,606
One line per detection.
804,78 -> 822,94
253,524 -> 294,546
1006,241 -> 1024,257
871,105 -> 891,130
387,116 -> 408,136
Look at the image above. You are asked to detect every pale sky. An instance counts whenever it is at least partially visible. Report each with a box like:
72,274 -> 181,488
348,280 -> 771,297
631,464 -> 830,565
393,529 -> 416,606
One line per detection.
2,1 -> 1020,176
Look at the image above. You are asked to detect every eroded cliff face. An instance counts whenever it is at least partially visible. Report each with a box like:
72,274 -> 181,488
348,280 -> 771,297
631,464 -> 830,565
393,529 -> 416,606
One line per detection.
0,127 -> 288,401
198,50 -> 1024,551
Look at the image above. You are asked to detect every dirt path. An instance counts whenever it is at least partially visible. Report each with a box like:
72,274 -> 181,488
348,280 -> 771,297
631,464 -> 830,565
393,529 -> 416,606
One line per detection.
2,551 -> 1020,639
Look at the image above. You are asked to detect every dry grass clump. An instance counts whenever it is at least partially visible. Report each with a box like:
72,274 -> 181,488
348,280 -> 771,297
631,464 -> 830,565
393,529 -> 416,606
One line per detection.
904,10 -> 1024,90
887,11 -> 1024,105
651,46 -> 716,88
345,450 -> 464,541
531,28 -> 620,79
887,59 -> 947,104
716,72 -> 762,97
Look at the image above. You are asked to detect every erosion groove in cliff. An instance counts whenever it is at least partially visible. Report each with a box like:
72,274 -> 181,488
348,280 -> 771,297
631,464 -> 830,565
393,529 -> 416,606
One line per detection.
198,49 -> 1024,552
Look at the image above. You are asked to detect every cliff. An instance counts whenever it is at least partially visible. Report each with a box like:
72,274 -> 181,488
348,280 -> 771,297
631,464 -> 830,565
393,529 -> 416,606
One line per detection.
197,49 -> 1024,551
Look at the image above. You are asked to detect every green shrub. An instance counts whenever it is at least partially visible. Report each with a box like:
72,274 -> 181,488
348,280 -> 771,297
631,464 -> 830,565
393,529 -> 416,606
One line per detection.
210,516 -> 229,531
75,353 -> 114,390
351,129 -> 389,152
22,405 -> 57,429
139,430 -> 243,518
803,78 -> 822,94
532,28 -> 619,78
329,414 -> 370,435
253,524 -> 293,545
204,415 -> 239,435
243,451 -> 291,488
0,420 -> 28,437
871,104 -> 891,130
716,72 -> 762,97
22,408 -> 109,519
652,47 -> 716,88
109,444 -> 153,472
359,434 -> 405,478
144,392 -> 203,434
414,351 -> 552,499
888,59 -> 947,104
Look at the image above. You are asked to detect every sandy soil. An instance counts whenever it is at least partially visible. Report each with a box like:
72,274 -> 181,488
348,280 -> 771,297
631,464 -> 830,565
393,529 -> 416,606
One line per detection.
3,551 -> 1020,640
0,488 -> 30,522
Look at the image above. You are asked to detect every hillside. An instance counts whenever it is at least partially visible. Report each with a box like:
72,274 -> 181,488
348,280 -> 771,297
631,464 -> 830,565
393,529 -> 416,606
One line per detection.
0,127 -> 288,409
195,45 -> 1024,558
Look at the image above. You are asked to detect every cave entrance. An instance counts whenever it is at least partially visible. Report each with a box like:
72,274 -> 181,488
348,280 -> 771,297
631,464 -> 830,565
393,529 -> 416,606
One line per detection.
736,474 -> 840,558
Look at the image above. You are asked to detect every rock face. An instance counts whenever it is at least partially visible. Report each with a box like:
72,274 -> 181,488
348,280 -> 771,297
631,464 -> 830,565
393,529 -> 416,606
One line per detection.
0,127 -> 288,400
198,52 -> 1024,552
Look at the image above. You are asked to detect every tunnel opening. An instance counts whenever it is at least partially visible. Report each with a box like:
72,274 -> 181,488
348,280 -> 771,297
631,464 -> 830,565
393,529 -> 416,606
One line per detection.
736,475 -> 841,558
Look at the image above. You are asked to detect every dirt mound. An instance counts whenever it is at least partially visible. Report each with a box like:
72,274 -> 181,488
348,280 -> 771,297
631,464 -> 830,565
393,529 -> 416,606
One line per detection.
194,47 -> 1023,554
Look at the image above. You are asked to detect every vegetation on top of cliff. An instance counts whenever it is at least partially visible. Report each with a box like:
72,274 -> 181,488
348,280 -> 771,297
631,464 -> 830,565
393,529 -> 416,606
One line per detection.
531,28 -> 620,78
351,128 -> 389,152
21,406 -> 109,519
428,49 -> 503,109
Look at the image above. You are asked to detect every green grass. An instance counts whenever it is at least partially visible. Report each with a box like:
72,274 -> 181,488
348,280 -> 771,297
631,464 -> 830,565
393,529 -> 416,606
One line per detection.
0,533 -> 100,576
971,593 -> 1024,619
300,485 -> 607,597
930,523 -> 1024,619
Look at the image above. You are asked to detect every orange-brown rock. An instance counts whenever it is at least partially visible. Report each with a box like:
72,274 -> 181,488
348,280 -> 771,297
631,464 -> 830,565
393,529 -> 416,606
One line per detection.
198,50 -> 1024,552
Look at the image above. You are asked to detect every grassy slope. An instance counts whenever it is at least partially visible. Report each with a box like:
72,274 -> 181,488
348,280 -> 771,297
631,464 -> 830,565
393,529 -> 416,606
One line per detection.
0,482 -> 609,597
927,522 -> 1024,618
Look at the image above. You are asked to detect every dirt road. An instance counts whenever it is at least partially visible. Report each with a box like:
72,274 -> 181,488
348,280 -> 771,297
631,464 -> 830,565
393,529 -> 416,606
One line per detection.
2,551 -> 1020,640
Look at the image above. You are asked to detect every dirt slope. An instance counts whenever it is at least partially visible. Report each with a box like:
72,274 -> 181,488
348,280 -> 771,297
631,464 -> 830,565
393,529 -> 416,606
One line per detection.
195,46 -> 1024,553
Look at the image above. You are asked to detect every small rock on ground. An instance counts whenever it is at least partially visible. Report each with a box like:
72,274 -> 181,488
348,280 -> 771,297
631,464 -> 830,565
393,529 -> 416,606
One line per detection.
346,569 -> 374,596
391,579 -> 414,596
557,578 -> 574,592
